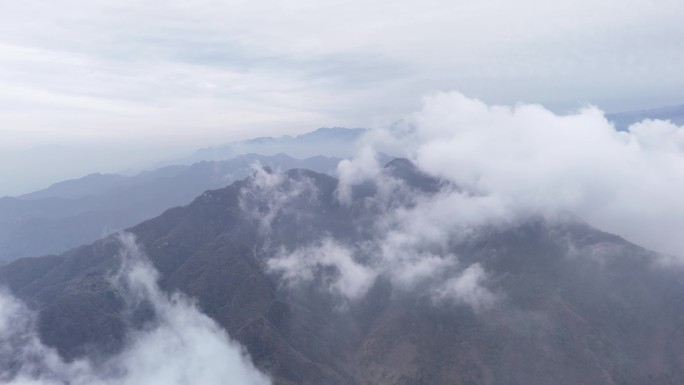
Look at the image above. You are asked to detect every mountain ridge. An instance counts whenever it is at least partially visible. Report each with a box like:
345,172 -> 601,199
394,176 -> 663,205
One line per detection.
0,153 -> 343,263
161,127 -> 367,166
2,159 -> 683,384
607,103 -> 684,130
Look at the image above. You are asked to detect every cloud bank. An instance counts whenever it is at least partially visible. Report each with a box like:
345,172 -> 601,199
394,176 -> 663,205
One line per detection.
358,92 -> 684,259
0,233 -> 270,385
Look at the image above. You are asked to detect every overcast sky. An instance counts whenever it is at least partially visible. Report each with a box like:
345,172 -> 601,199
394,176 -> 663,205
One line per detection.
1,0 -> 683,194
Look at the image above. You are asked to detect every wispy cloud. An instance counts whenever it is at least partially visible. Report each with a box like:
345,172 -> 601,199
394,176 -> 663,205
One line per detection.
260,162 -> 501,311
265,91 -> 684,311
370,92 -> 684,259
0,233 -> 270,385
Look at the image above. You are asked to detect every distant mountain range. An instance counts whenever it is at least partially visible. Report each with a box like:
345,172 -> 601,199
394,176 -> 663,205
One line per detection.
0,153 -> 343,263
2,160 -> 683,384
606,104 -> 684,130
159,127 -> 367,166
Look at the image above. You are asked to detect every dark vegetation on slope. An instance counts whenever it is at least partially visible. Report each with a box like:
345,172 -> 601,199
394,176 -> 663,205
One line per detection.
0,154 -> 341,263
2,160 -> 684,385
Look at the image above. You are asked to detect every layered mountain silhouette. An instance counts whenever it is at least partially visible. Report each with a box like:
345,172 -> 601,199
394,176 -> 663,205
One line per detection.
0,154 -> 342,263
160,127 -> 367,166
607,104 -> 684,130
2,159 -> 684,384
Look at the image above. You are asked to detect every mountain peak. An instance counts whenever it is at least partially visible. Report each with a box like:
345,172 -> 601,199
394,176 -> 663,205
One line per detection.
384,158 -> 443,193
163,127 -> 367,166
2,163 -> 682,385
607,103 -> 684,130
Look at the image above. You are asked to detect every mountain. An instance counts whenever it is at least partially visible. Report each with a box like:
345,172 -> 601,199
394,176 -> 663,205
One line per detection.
0,154 -> 342,263
18,173 -> 129,200
2,160 -> 684,384
607,104 -> 684,130
162,127 -> 367,166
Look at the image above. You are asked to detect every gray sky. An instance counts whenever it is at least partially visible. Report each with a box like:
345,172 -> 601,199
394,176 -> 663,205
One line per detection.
1,0 -> 684,195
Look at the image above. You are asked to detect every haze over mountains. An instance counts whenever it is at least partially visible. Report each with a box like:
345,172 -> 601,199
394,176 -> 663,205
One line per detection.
1,96 -> 684,384
0,127 -> 366,198
0,153 -> 344,264
606,104 -> 684,131
0,126 -> 389,264
2,0 -> 683,382
2,159 -> 684,384
161,127 -> 367,166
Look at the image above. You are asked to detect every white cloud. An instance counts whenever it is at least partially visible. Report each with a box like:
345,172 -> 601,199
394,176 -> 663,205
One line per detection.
267,164 -> 501,310
434,263 -> 497,311
267,91 -> 684,310
268,238 -> 378,301
251,90 -> 684,315
367,185 -> 503,309
0,233 -> 271,385
239,165 -> 320,234
370,91 -> 684,259
336,146 -> 383,205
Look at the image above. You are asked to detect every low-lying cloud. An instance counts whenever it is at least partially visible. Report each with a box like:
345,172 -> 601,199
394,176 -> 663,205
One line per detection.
268,234 -> 499,311
433,263 -> 496,312
0,233 -> 270,385
268,91 -> 684,311
239,164 -> 320,235
265,167 -> 501,311
351,92 -> 684,260
268,238 -> 377,301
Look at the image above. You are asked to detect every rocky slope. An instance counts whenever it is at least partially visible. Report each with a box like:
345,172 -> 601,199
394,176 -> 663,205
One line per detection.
2,160 -> 683,384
